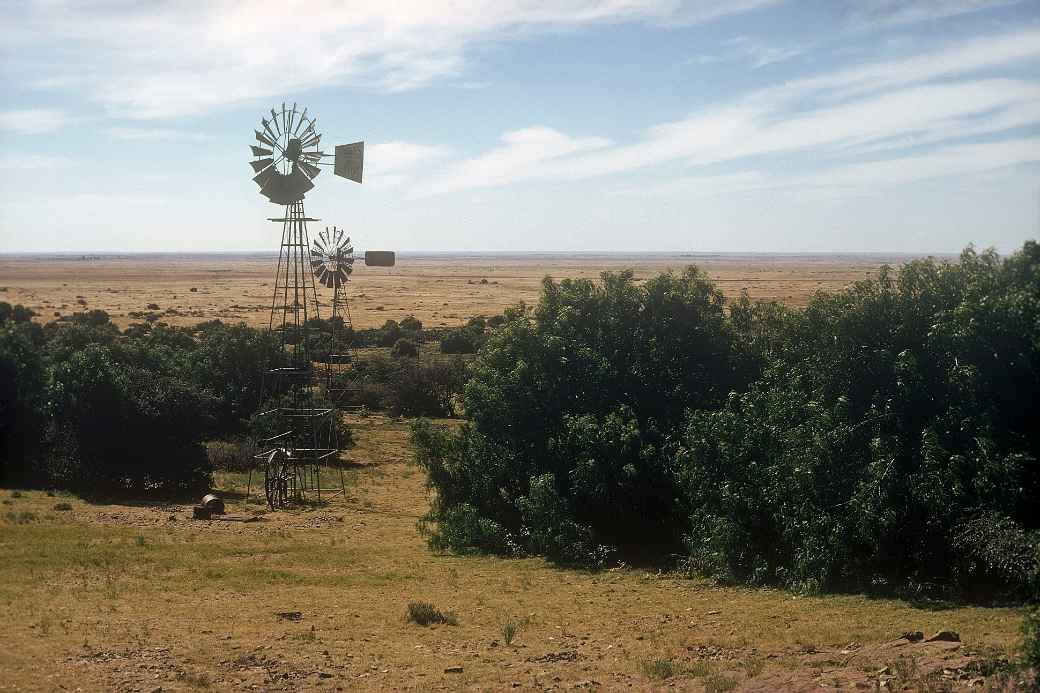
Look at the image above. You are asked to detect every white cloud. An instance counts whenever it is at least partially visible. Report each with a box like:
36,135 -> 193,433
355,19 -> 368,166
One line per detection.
3,1 -> 781,119
106,127 -> 211,141
413,26 -> 1040,195
364,141 -> 451,190
413,127 -> 611,196
725,36 -> 806,68
844,0 -> 1021,29
0,154 -> 72,170
0,108 -> 67,134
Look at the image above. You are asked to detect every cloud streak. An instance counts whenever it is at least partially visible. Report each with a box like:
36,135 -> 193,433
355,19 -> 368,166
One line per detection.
4,0 -> 781,119
410,27 -> 1040,196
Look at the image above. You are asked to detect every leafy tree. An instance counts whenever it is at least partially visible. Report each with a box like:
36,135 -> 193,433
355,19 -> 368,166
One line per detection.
678,244 -> 1040,596
0,323 -> 46,485
391,337 -> 418,358
48,345 -> 215,494
413,268 -> 750,564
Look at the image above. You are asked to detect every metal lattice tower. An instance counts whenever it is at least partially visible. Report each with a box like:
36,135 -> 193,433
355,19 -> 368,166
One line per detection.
248,103 -> 363,509
247,103 -> 394,509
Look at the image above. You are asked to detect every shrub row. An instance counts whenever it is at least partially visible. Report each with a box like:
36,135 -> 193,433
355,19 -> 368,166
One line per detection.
411,243 -> 1040,599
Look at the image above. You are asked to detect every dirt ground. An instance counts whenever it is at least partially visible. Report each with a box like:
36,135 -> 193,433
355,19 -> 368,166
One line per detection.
0,252 -> 923,330
0,415 -> 1031,692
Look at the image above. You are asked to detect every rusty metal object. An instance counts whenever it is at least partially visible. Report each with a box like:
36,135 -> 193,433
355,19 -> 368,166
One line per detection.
201,493 -> 225,514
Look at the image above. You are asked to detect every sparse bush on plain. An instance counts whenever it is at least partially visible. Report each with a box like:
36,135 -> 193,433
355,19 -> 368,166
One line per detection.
640,657 -> 678,680
405,601 -> 457,626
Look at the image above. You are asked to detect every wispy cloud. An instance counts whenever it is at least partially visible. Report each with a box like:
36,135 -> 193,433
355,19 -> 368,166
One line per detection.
725,36 -> 806,68
3,1 -> 781,119
106,127 -> 211,141
843,0 -> 1022,29
0,108 -> 67,134
413,27 -> 1040,196
413,127 -> 610,196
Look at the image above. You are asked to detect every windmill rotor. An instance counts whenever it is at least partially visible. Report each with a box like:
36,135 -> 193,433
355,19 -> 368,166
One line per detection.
310,226 -> 354,289
250,104 -> 364,205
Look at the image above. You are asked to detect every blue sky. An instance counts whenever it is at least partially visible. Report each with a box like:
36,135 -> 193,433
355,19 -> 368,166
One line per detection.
0,0 -> 1038,253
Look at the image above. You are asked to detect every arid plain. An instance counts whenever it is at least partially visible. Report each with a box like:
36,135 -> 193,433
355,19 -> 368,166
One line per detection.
3,251 -> 1027,692
0,252 -> 919,330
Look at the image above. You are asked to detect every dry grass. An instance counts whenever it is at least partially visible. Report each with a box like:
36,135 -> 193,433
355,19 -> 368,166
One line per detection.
0,415 -> 1027,691
0,252 -> 908,330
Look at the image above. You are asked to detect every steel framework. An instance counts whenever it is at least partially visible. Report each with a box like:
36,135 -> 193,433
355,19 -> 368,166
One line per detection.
251,200 -> 346,508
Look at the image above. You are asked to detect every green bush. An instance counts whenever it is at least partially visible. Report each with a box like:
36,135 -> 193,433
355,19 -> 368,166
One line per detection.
412,244 -> 1040,597
48,345 -> 215,494
0,321 -> 47,485
439,328 -> 482,354
680,245 -> 1040,596
412,268 -> 750,565
391,337 -> 418,358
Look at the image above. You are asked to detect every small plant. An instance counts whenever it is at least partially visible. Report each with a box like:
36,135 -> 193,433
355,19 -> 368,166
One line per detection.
640,657 -> 678,680
1022,606 -> 1040,678
740,655 -> 765,678
4,511 -> 37,524
10,491 -> 22,498
892,656 -> 918,682
53,502 -> 72,511
135,535 -> 146,547
406,601 -> 457,626
703,672 -> 738,693
688,660 -> 713,678
502,620 -> 521,645
175,670 -> 211,688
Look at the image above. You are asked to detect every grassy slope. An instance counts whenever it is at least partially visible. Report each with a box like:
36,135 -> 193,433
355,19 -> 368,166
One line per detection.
0,415 -> 1026,691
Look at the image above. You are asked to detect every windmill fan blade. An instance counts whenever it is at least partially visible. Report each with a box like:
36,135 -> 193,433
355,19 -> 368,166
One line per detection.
301,133 -> 321,149
253,167 -> 275,188
334,142 -> 364,183
255,130 -> 274,147
284,166 -> 314,199
251,145 -> 273,157
299,161 -> 321,180
301,151 -> 323,161
250,158 -> 273,173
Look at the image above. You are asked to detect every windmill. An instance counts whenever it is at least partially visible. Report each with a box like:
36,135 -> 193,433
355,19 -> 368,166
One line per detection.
249,102 -> 394,509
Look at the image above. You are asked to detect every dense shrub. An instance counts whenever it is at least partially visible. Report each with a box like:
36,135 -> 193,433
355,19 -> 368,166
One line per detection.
0,320 -> 46,485
439,327 -> 483,354
391,337 -> 418,358
678,244 -> 1039,596
48,345 -> 215,494
386,359 -> 466,418
412,244 -> 1040,598
412,268 -> 751,564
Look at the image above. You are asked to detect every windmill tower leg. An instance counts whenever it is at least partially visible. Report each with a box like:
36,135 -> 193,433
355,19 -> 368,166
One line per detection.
256,200 -> 344,509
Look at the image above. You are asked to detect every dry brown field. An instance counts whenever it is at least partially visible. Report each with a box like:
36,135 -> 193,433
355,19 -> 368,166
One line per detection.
0,252 -> 924,330
3,251 -> 1030,691
0,416 -> 1027,692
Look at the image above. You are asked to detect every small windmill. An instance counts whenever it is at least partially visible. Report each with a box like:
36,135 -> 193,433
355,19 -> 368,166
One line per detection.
249,103 -> 394,509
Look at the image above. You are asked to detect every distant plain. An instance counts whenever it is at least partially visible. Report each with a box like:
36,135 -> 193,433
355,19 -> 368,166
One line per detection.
0,251 -> 927,329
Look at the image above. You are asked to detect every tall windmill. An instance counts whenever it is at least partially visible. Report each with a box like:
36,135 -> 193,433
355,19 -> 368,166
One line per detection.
249,102 -> 393,509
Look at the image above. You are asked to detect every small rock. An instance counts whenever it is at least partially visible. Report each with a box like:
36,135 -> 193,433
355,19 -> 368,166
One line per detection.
901,631 -> 924,642
925,630 -> 960,643
276,612 -> 303,621
444,666 -> 464,674
150,687 -> 163,693
317,672 -> 332,679
707,610 -> 721,615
